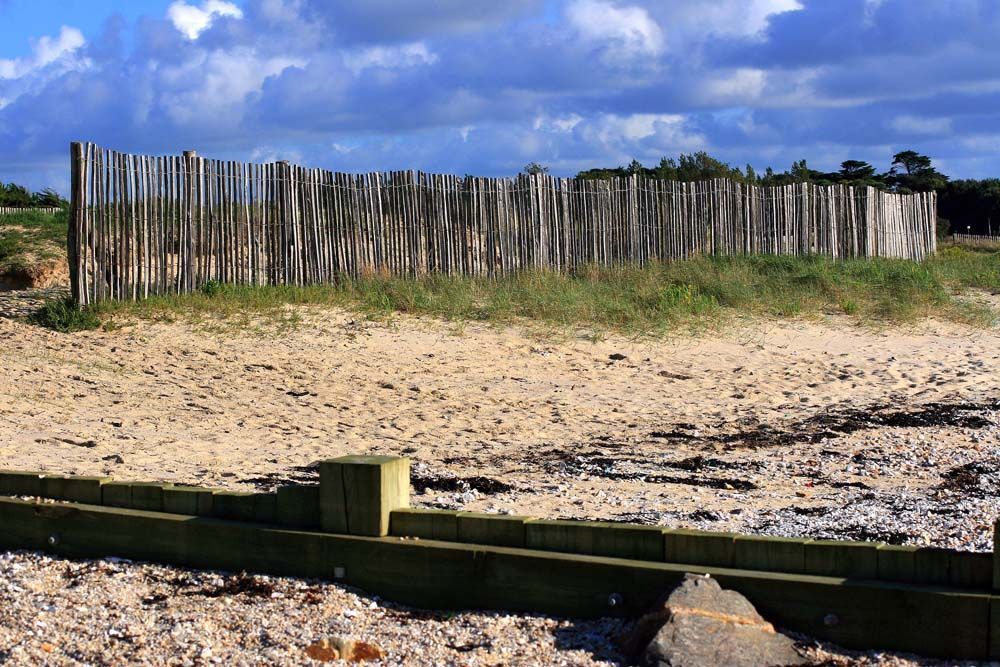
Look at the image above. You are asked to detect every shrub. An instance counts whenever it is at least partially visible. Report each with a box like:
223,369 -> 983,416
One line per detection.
29,298 -> 100,333
200,280 -> 224,297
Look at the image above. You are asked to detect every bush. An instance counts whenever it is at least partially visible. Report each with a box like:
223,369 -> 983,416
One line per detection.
200,280 -> 224,297
29,298 -> 101,333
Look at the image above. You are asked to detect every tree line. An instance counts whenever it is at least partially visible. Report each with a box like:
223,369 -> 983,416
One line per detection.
0,183 -> 67,208
3,150 -> 996,236
525,150 -> 998,236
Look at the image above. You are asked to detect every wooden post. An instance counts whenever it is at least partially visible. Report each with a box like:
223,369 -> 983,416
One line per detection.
993,519 -> 1000,590
319,455 -> 409,536
68,142 -> 84,305
183,151 -> 197,292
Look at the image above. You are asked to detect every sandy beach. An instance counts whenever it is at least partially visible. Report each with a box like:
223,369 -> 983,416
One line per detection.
2,294 -> 1000,664
2,300 -> 999,550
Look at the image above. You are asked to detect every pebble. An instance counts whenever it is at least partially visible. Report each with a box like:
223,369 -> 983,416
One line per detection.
0,552 -> 631,666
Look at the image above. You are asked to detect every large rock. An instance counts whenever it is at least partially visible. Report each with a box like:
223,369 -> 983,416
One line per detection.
625,574 -> 808,667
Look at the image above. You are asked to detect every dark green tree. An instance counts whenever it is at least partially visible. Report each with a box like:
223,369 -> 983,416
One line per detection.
839,160 -> 876,181
891,151 -> 933,175
938,179 -> 1000,236
32,188 -> 67,207
887,150 -> 948,192
0,183 -> 33,207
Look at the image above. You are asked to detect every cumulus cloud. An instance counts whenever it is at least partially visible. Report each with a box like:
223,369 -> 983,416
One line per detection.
343,43 -> 438,74
168,0 -> 243,40
160,49 -> 306,126
639,0 -> 801,52
566,0 -> 665,60
0,26 -> 86,80
533,114 -> 585,133
582,113 -> 705,152
4,0 -> 1000,192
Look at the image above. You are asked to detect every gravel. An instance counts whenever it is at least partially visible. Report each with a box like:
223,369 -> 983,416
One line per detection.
0,551 -> 627,666
524,416 -> 1000,553
0,551 -> 988,666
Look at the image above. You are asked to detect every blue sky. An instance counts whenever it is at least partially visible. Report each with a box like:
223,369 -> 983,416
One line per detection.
1,0 -> 997,194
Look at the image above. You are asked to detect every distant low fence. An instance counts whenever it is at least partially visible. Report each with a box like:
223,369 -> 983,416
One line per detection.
953,233 -> 1000,244
67,142 -> 938,305
0,206 -> 61,216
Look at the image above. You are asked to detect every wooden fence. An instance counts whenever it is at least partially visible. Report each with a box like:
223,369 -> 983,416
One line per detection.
67,142 -> 939,305
953,233 -> 1000,244
0,206 -> 62,216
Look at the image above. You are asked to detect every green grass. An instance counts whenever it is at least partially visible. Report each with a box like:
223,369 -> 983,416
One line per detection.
65,250 -> 996,336
13,208 -> 996,335
29,297 -> 101,333
928,244 -> 1000,291
0,209 -> 68,271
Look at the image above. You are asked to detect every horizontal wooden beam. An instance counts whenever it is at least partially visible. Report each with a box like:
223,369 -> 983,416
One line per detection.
0,496 -> 992,660
1,467 -> 991,592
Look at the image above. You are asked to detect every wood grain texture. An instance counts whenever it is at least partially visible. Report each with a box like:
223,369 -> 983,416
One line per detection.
320,456 -> 410,537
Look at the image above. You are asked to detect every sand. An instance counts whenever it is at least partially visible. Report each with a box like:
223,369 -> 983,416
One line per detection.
3,302 -> 1000,663
2,305 -> 999,551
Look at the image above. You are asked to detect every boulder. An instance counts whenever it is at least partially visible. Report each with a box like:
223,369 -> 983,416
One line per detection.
623,574 -> 808,667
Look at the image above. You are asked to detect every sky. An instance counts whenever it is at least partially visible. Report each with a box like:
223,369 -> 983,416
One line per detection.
1,0 -> 998,194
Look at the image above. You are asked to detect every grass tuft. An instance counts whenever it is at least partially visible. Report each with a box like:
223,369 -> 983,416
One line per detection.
29,297 -> 101,333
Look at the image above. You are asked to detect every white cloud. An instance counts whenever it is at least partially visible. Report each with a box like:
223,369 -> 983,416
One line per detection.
514,112 -> 707,169
250,146 -> 304,163
167,0 -> 243,40
699,68 -> 767,103
161,48 -> 305,125
567,0 -> 665,60
863,0 -> 886,27
343,42 -> 438,74
582,113 -> 706,155
646,0 -> 801,48
737,0 -> 803,35
533,113 -> 584,133
890,115 -> 952,136
0,26 -> 86,80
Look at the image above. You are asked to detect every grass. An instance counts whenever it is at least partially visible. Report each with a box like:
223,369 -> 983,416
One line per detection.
64,249 -> 997,336
11,207 -> 996,335
928,244 -> 1000,291
0,209 -> 68,272
29,297 -> 101,333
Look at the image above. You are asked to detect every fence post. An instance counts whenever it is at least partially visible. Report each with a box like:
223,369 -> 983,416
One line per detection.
319,455 -> 410,536
68,142 -> 84,306
183,151 -> 197,291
